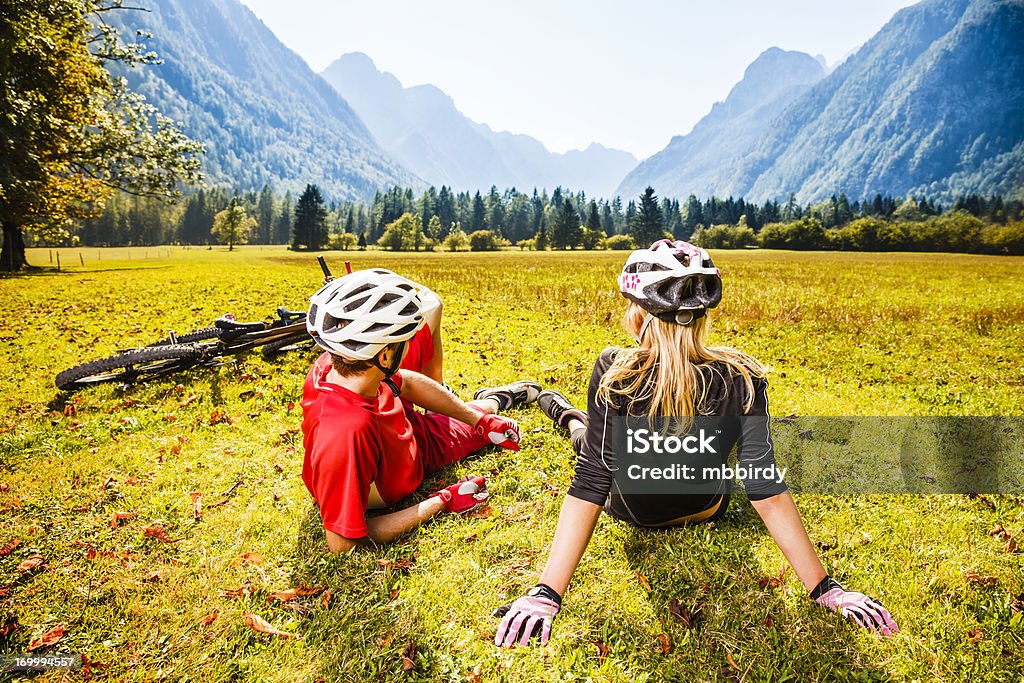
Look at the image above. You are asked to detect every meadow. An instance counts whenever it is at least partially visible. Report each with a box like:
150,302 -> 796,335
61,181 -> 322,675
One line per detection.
1,246 -> 1022,682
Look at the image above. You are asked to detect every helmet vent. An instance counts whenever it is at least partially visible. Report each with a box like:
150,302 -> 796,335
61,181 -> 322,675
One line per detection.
343,294 -> 370,312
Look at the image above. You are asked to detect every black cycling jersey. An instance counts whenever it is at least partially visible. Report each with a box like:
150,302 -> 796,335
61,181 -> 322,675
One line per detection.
566,347 -> 787,526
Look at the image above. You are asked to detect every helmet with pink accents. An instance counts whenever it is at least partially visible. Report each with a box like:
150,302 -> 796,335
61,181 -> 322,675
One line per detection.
618,239 -> 722,324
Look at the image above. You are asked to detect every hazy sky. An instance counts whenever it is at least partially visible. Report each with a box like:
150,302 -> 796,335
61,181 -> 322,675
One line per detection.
239,0 -> 918,159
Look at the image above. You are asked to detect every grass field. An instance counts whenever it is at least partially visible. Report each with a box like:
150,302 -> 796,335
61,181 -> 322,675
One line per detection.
1,245 -> 1023,682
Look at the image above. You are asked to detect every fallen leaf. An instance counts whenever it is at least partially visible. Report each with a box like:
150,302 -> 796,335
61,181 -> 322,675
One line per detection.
657,632 -> 671,655
17,554 -> 45,573
0,482 -> 8,492
467,662 -> 484,682
636,572 -> 651,591
178,394 -> 198,407
965,570 -> 998,587
110,511 -> 136,529
668,598 -> 704,630
242,612 -> 296,638
189,492 -> 203,520
1006,537 -> 1018,554
143,525 -> 181,543
989,523 -> 1007,537
231,552 -> 263,567
320,589 -> 332,609
390,589 -> 400,600
966,629 -> 983,644
221,582 -> 257,600
100,476 -> 116,490
377,558 -> 414,571
26,624 -> 66,652
200,612 -> 218,626
126,476 -> 141,486
0,538 -> 20,555
401,641 -> 416,671
594,640 -> 610,659
466,505 -> 493,519
727,652 -> 741,672
1010,594 -> 1024,615
79,654 -> 107,678
380,632 -> 396,649
0,616 -> 18,637
266,585 -> 326,603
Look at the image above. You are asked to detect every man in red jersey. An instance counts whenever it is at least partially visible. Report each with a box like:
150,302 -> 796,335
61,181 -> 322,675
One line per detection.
301,268 -> 540,553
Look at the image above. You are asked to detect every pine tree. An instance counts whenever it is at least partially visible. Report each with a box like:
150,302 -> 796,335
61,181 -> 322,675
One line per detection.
256,185 -> 275,244
553,197 -> 582,249
274,192 -> 293,244
471,191 -> 486,231
631,187 -> 664,246
293,184 -> 328,250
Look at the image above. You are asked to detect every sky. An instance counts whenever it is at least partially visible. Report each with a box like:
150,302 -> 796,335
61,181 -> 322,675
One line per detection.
238,0 -> 919,159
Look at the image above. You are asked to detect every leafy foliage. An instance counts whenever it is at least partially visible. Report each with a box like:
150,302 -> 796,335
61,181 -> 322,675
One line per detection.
0,0 -> 202,269
211,198 -> 255,251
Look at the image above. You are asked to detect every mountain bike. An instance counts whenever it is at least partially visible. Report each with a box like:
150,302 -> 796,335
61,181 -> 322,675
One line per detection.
54,257 -> 346,392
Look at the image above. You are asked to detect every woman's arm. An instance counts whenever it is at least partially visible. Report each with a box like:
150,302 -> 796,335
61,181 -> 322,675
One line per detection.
538,496 -> 604,595
749,492 -> 826,590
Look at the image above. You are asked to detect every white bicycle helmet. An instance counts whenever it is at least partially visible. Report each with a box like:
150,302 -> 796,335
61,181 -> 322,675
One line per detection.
618,239 -> 722,324
307,268 -> 426,360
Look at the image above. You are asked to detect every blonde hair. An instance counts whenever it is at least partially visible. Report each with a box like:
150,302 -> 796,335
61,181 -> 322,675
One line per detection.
597,302 -> 764,432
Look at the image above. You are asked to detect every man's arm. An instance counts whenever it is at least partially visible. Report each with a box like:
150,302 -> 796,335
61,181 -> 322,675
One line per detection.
326,496 -> 446,553
400,370 -> 483,426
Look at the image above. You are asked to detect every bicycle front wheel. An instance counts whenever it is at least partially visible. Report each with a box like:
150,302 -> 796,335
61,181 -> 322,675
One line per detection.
148,327 -> 220,346
55,345 -> 203,392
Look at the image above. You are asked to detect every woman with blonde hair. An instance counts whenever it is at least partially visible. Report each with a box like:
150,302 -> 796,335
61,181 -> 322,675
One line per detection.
492,240 -> 898,647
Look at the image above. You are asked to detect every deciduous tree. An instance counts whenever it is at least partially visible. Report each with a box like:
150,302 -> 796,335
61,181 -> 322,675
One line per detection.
0,0 -> 202,270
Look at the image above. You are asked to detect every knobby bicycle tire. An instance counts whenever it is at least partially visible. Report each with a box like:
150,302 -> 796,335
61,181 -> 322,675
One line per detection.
55,345 -> 203,391
148,327 -> 220,346
260,333 -> 315,358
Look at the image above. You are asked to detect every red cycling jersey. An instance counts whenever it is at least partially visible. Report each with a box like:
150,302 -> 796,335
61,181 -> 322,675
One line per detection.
300,352 -> 488,539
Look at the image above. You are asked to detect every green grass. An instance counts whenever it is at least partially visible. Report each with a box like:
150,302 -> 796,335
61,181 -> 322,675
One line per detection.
1,246 -> 1022,682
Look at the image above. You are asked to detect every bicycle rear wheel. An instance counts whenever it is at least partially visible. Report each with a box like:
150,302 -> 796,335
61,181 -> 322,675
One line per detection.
55,345 -> 203,391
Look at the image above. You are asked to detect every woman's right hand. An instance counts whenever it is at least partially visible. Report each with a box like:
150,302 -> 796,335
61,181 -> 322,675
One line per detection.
811,576 -> 898,636
492,583 -> 562,647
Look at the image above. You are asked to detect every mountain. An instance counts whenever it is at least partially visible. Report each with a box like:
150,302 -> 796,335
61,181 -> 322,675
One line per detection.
321,53 -> 638,197
616,48 -> 826,200
620,0 -> 1024,203
104,0 -> 419,200
614,0 -> 1024,202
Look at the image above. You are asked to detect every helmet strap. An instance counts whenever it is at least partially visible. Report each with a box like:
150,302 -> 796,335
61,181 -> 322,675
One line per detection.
370,340 -> 407,397
637,309 -> 707,341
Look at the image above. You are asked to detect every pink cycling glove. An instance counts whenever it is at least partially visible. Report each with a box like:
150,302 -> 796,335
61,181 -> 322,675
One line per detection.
430,475 -> 489,514
492,583 -> 562,647
475,413 -> 521,451
812,576 -> 899,637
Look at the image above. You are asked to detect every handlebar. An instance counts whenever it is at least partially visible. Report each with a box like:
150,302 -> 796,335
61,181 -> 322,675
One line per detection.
317,256 -> 353,283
